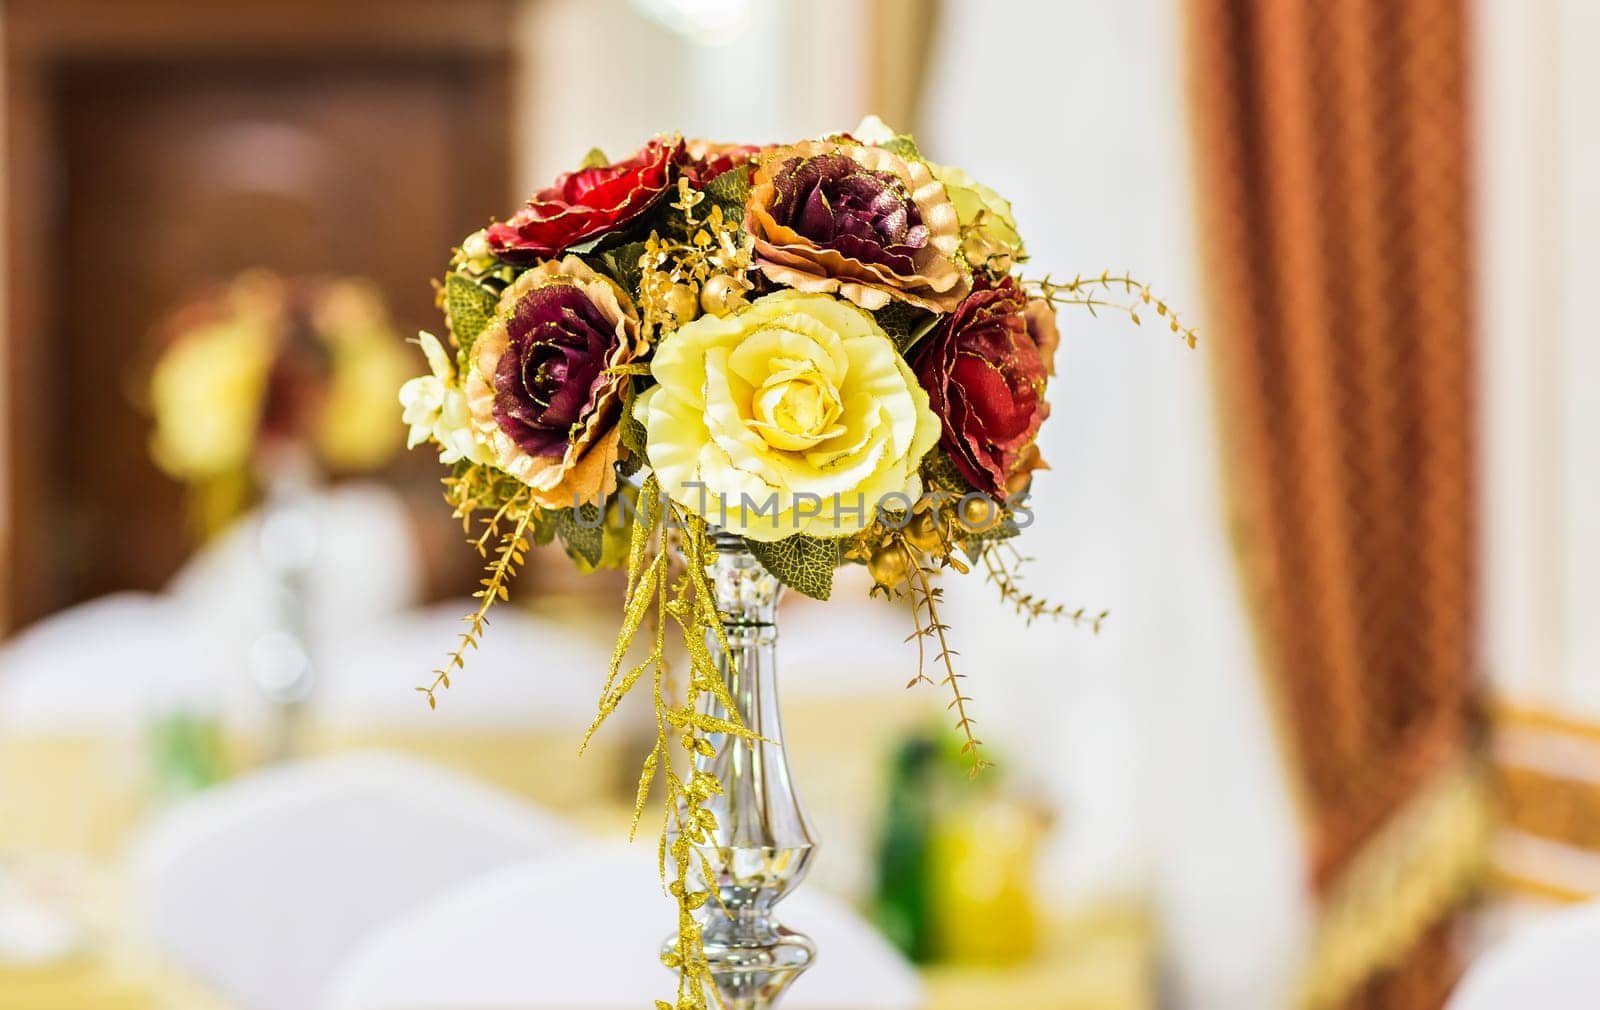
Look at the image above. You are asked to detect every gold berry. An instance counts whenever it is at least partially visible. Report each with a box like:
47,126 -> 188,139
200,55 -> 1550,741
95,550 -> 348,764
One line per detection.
700,274 -> 748,316
868,544 -> 910,588
665,283 -> 699,324
904,510 -> 944,553
959,495 -> 1001,532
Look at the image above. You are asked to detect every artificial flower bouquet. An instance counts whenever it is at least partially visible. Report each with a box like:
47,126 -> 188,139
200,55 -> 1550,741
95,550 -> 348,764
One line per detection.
149,270 -> 411,533
401,116 -> 1192,1008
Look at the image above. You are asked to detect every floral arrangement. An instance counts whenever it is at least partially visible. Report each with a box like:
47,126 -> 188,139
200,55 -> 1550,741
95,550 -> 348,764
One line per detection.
401,117 -> 1194,1009
148,270 -> 412,533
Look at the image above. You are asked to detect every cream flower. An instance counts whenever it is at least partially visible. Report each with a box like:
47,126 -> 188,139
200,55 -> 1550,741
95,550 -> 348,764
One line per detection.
399,331 -> 493,466
927,162 -> 1026,273
450,228 -> 498,275
636,290 -> 941,542
850,114 -> 898,145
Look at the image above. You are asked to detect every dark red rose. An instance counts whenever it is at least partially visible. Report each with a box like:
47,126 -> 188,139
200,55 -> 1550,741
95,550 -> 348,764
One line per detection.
915,277 -> 1052,497
486,138 -> 682,263
682,140 -> 763,186
254,281 -> 333,446
259,349 -> 326,445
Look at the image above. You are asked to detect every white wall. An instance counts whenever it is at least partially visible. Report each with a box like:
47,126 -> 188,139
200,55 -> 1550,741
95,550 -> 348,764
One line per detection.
1476,0 -> 1600,714
920,3 -> 1305,1007
1548,0 -> 1600,710
515,0 -> 866,191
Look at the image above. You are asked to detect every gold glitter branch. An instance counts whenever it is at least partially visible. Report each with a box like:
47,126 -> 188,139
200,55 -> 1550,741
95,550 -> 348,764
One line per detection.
441,462 -> 526,536
636,178 -> 756,342
579,479 -> 754,1010
981,542 -> 1108,632
418,489 -> 533,709
1028,270 -> 1199,348
582,479 -> 667,756
896,535 -> 991,778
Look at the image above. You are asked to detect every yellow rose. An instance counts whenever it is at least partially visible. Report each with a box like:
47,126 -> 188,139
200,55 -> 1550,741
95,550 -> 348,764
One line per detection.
927,162 -> 1026,273
636,290 -> 940,542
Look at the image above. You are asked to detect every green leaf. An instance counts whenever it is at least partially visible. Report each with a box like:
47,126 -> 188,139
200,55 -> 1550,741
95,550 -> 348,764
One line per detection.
554,504 -> 605,568
880,133 -> 923,162
617,376 -> 650,466
746,534 -> 841,601
444,273 -> 500,355
923,451 -> 976,496
702,165 -> 752,222
578,147 -> 610,169
564,228 -> 638,257
626,191 -> 685,242
873,301 -> 939,354
595,241 -> 649,300
529,506 -> 558,547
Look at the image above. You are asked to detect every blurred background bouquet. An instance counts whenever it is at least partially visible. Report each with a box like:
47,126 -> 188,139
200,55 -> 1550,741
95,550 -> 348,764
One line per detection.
146,270 -> 412,537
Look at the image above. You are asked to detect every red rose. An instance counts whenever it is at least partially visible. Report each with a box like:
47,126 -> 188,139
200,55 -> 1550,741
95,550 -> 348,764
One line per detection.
915,277 -> 1052,497
486,138 -> 682,263
681,139 -> 764,186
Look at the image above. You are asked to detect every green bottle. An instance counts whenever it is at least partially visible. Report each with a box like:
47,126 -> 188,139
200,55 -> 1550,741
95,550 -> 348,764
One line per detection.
871,732 -> 938,962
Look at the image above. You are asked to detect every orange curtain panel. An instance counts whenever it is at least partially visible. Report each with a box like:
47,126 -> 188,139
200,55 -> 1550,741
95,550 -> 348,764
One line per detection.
1186,0 -> 1488,1007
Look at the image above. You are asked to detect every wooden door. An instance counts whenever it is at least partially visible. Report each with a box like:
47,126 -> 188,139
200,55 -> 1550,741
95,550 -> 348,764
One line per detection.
3,3 -> 516,630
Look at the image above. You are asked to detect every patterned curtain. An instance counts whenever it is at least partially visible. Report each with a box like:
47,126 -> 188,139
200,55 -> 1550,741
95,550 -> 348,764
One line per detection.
1186,1 -> 1490,1007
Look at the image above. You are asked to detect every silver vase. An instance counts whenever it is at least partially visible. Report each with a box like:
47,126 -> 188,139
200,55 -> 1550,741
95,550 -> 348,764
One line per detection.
675,533 -> 819,1010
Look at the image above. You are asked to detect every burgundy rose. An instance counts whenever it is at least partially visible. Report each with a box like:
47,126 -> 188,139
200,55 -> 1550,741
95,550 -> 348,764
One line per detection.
486,139 -> 682,263
915,277 -> 1052,497
745,140 -> 969,312
466,257 -> 643,508
490,285 -> 613,456
772,154 -> 926,272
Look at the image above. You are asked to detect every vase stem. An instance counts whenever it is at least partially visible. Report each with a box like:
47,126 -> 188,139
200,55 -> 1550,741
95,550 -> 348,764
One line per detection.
685,533 -> 818,1010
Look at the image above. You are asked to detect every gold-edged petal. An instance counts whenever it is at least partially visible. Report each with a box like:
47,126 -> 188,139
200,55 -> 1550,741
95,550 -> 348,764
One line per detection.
744,140 -> 971,313
465,255 -> 642,508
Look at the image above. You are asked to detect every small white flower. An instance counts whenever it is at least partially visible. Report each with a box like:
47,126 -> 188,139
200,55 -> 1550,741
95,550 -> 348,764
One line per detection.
399,331 -> 493,466
452,228 -> 498,275
851,114 -> 898,146
399,374 -> 445,447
